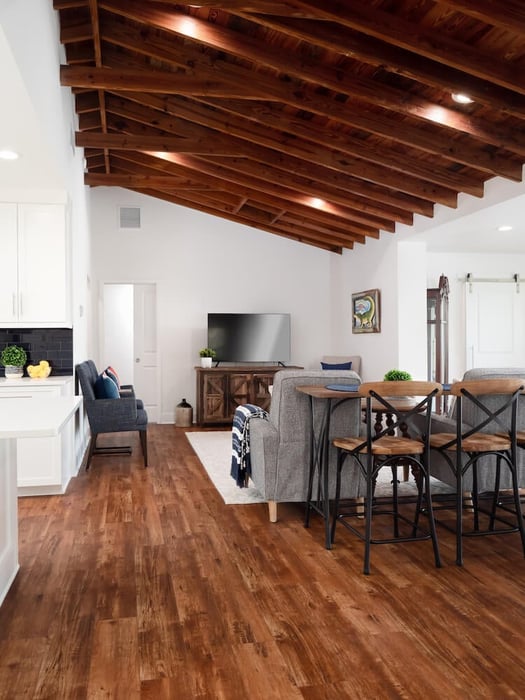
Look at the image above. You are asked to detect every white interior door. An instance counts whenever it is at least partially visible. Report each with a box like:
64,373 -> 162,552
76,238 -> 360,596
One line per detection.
133,284 -> 158,421
465,281 -> 525,369
102,283 -> 159,422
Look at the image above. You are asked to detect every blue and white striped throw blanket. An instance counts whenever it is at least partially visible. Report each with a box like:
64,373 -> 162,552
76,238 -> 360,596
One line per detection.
231,404 -> 269,487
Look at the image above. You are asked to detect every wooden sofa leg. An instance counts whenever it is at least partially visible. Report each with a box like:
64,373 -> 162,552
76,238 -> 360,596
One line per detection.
268,501 -> 278,522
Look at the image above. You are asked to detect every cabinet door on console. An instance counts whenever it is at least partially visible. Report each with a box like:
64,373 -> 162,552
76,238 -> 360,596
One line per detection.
253,373 -> 274,412
228,373 -> 252,415
201,372 -> 229,423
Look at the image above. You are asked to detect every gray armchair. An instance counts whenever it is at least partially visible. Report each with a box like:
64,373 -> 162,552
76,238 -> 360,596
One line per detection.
75,360 -> 148,469
249,368 -> 365,522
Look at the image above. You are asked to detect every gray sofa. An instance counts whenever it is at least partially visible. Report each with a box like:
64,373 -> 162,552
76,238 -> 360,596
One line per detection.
425,367 -> 525,490
249,368 -> 365,521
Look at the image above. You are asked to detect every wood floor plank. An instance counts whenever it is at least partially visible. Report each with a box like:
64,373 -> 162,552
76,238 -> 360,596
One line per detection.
1,423 -> 525,699
0,638 -> 48,699
87,617 -> 140,699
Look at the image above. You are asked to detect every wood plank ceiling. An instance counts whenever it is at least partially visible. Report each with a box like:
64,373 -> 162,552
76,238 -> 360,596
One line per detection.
55,0 -> 525,253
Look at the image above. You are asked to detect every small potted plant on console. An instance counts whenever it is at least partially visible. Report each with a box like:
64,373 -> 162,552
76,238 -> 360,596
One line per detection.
1,344 -> 28,379
383,369 -> 412,382
199,347 -> 217,368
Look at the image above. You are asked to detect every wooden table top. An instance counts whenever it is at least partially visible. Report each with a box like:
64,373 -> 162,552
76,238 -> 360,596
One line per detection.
296,384 -> 360,399
296,385 -> 419,411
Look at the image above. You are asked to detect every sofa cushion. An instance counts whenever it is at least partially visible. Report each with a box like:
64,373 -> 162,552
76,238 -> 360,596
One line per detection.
321,355 -> 361,376
94,371 -> 120,399
105,365 -> 121,389
321,361 -> 352,370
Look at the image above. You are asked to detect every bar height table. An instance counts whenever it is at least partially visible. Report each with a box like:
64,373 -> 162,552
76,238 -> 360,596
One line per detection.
297,384 -> 361,549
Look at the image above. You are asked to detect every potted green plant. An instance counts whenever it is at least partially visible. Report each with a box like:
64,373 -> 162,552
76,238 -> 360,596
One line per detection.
383,369 -> 413,381
1,344 -> 28,378
199,347 -> 217,368
383,368 -> 413,402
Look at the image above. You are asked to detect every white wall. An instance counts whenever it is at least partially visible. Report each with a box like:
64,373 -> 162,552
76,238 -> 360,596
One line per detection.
331,235 -> 402,380
89,188 -> 344,422
0,0 -> 91,367
398,242 -> 427,379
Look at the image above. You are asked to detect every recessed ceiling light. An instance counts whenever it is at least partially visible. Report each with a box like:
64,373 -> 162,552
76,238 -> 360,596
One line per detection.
452,93 -> 474,105
0,149 -> 19,160
498,225 -> 513,232
309,197 -> 326,210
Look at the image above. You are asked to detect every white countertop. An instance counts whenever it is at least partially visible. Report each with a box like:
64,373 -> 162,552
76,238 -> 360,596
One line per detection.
0,376 -> 73,387
0,396 -> 82,438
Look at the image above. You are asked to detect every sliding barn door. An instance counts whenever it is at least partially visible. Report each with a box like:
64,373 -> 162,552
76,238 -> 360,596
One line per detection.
465,281 -> 525,369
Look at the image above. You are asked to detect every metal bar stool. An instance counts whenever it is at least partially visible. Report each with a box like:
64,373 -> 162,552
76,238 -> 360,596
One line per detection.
429,378 -> 525,566
331,380 -> 442,575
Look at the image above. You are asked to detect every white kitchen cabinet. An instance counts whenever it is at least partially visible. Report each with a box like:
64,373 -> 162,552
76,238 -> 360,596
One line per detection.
0,202 -> 70,327
0,377 -> 77,495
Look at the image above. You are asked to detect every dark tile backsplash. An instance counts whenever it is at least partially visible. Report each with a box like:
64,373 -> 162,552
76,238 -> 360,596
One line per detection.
0,328 -> 73,376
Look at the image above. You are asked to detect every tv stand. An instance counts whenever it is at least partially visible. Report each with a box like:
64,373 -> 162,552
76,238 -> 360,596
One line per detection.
195,365 -> 302,426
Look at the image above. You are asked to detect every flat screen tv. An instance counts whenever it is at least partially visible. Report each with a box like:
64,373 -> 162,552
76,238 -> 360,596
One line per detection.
207,313 -> 291,364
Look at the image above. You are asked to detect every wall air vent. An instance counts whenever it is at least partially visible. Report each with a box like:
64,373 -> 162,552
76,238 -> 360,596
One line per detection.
119,206 -> 141,229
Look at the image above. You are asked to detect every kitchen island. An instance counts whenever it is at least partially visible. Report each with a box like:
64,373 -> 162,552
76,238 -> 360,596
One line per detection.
0,376 -> 78,495
0,395 -> 81,607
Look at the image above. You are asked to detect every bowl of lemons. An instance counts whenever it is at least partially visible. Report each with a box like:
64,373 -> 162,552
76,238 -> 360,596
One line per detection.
27,360 -> 52,378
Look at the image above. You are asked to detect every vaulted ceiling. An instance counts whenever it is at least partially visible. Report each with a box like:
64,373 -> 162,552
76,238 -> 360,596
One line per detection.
55,1 -> 525,253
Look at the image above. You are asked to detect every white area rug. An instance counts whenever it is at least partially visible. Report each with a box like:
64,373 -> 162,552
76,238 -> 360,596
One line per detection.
186,430 -> 266,505
185,430 -> 453,506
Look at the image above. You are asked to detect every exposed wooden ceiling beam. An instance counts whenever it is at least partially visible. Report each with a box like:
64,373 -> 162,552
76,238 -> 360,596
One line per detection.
438,0 -> 525,34
98,22 -> 525,172
88,0 -> 110,174
54,0 -> 525,253
92,3 -> 525,151
61,62 -> 525,162
145,1 -> 308,16
237,13 -> 525,118
106,90 -> 435,217
101,92 -> 467,205
291,0 -> 525,93
60,65 -> 252,97
110,150 -> 381,239
76,122 -> 458,210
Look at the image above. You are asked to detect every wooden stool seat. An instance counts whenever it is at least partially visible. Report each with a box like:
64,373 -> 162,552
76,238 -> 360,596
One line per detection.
334,435 -> 424,456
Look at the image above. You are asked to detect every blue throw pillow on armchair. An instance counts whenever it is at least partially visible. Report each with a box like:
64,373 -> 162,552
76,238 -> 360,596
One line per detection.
94,371 -> 120,399
105,366 -> 120,389
321,361 -> 352,370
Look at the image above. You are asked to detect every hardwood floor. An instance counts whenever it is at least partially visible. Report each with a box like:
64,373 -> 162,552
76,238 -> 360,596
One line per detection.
1,424 -> 525,698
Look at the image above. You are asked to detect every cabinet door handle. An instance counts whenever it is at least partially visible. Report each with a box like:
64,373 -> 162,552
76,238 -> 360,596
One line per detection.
19,293 -> 22,317
12,293 -> 16,316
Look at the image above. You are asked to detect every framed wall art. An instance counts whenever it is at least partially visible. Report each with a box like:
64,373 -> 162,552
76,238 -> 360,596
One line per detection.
352,288 -> 380,333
